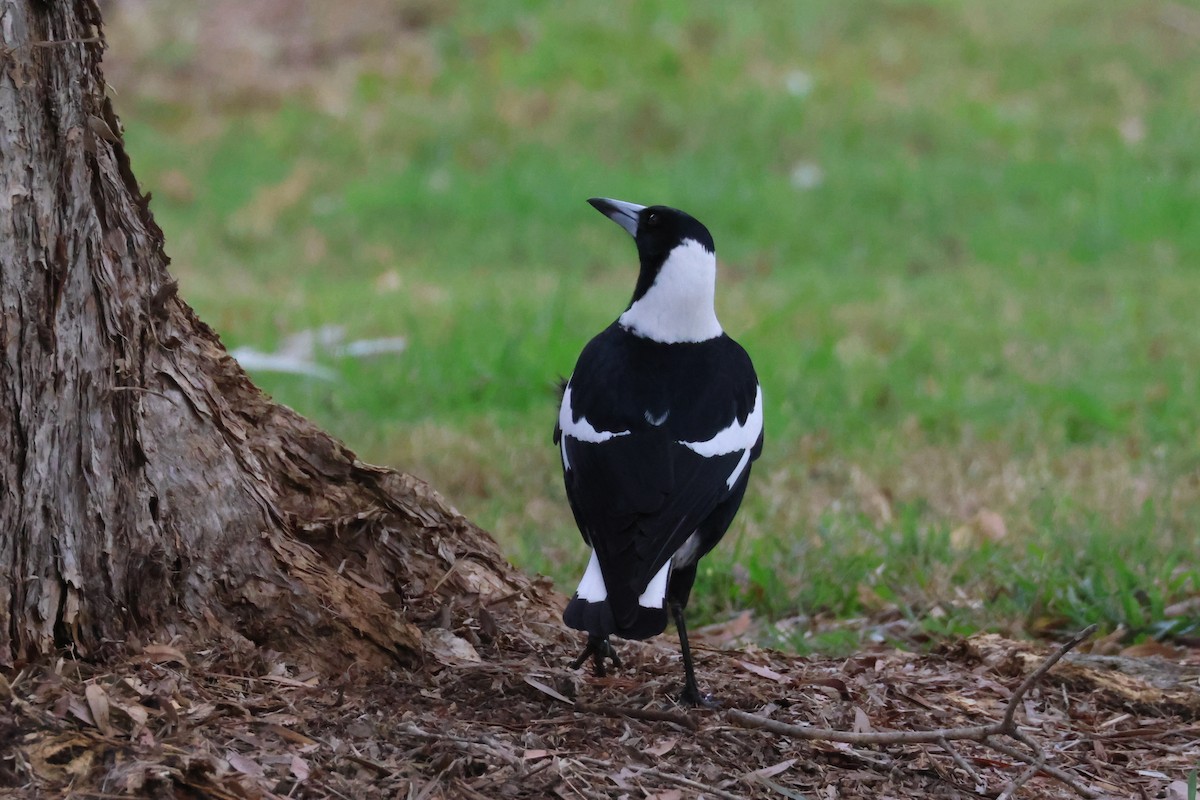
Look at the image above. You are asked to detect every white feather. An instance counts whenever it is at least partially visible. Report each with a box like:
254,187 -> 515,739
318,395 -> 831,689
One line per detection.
576,550 -> 608,602
618,239 -> 723,344
559,385 -> 631,444
638,560 -> 671,608
725,448 -> 753,489
679,384 -> 763,488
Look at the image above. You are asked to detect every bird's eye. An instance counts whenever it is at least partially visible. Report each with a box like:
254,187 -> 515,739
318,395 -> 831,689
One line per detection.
645,211 -> 660,226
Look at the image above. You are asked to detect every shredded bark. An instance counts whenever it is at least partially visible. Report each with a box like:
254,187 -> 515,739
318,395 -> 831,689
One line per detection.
3,610 -> 1198,799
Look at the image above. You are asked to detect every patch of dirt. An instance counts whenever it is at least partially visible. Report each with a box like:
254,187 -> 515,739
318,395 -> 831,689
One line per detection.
101,0 -> 447,114
3,603 -> 1199,799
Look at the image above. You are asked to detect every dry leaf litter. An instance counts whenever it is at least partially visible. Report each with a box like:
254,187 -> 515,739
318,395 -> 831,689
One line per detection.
3,599 -> 1200,799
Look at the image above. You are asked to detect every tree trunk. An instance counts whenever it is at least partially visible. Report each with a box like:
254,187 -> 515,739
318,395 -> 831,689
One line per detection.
0,0 -> 550,671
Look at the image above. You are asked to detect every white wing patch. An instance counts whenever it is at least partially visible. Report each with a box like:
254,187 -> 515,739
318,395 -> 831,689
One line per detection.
560,437 -> 571,471
575,550 -> 608,602
637,560 -> 671,608
559,385 -> 632,444
636,533 -> 704,608
559,385 -> 631,473
679,384 -> 763,488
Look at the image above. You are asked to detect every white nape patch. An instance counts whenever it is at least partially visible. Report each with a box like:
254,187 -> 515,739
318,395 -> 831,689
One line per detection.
638,560 -> 671,608
576,550 -> 608,602
619,239 -> 723,343
680,385 -> 764,488
559,385 -> 632,444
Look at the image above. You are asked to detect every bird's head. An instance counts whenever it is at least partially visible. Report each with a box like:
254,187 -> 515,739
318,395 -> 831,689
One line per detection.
587,197 -> 722,343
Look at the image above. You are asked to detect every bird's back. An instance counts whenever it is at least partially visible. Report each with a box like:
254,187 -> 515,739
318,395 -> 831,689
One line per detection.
557,322 -> 762,640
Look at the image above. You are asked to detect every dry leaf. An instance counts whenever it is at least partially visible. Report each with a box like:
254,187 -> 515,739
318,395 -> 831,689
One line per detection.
805,676 -> 850,699
141,643 -> 190,667
87,114 -> 120,143
611,766 -> 637,789
227,751 -> 265,778
1090,626 -> 1128,655
109,698 -> 149,727
748,758 -> 796,780
739,661 -> 789,683
67,694 -> 95,727
646,737 -> 677,757
523,749 -> 551,760
290,755 -> 310,781
260,673 -> 320,688
423,628 -> 481,665
265,723 -> 318,746
692,610 -> 754,645
1165,779 -> 1193,800
852,706 -> 874,734
1164,596 -> 1200,618
950,508 -> 1007,550
523,675 -> 573,705
1120,640 -> 1181,659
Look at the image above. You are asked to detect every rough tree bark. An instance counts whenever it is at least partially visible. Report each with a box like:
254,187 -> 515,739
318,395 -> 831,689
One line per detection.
0,0 -> 550,671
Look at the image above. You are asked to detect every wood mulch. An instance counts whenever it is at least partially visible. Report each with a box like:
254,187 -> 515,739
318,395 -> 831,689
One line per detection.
3,602 -> 1199,799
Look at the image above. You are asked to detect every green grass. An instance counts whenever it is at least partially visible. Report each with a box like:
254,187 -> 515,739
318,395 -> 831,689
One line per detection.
109,0 -> 1200,654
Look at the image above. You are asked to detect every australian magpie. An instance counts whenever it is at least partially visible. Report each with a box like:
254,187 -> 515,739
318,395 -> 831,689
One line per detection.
555,197 -> 763,706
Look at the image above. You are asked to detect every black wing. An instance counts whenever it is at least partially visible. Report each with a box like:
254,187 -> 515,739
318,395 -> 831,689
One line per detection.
556,328 -> 762,636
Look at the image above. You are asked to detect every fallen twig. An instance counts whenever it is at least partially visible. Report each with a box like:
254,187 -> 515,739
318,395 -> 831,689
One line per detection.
727,625 -> 1100,799
575,702 -> 699,731
638,766 -> 746,800
396,722 -> 524,769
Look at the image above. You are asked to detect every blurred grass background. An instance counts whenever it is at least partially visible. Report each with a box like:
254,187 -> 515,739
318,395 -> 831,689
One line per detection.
104,0 -> 1200,652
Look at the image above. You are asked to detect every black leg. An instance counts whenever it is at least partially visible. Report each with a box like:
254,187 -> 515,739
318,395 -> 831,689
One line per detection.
670,602 -> 718,708
569,634 -> 621,677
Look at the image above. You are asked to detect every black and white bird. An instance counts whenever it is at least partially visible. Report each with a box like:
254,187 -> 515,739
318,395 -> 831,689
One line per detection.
555,197 -> 763,705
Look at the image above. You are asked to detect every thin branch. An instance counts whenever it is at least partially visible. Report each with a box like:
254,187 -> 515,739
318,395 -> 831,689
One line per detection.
575,702 -> 698,731
726,710 -> 993,745
987,739 -> 1094,796
727,626 -> 1101,799
637,767 -> 746,800
939,735 -> 985,791
1001,624 -> 1097,731
998,759 -> 1046,800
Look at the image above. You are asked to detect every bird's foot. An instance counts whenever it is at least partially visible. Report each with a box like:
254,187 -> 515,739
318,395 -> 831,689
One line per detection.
679,685 -> 721,709
569,634 -> 622,677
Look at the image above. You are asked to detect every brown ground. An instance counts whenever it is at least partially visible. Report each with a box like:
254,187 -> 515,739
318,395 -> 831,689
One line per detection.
4,597 -> 1199,799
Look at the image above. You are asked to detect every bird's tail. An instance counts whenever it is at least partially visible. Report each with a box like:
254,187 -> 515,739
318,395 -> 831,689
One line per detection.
563,552 -> 670,641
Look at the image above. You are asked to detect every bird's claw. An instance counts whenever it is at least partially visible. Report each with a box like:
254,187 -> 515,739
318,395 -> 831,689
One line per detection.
679,686 -> 720,708
570,635 -> 622,677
